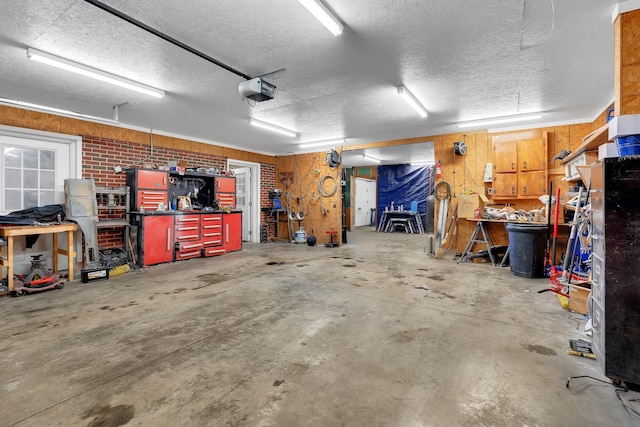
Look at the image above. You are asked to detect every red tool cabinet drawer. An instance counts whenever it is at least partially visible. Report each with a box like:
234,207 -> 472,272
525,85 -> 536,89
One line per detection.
201,214 -> 223,246
175,215 -> 201,241
203,246 -> 226,257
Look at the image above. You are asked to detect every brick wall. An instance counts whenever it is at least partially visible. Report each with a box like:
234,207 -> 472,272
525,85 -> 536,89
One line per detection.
260,163 -> 276,237
81,135 -> 276,247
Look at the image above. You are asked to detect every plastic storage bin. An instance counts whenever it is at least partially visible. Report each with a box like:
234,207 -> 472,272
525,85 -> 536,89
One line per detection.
505,223 -> 548,278
616,135 -> 640,157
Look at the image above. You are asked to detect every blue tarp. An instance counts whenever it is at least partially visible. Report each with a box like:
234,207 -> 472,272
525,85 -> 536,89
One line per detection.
376,165 -> 433,227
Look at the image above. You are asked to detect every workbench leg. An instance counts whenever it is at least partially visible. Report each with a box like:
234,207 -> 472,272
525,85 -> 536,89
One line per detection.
67,230 -> 74,281
53,232 -> 59,274
7,237 -> 14,293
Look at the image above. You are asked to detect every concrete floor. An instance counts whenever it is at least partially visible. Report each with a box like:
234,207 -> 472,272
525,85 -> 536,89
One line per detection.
2,228 -> 639,427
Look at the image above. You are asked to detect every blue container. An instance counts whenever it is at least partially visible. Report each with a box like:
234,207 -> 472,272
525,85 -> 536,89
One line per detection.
410,200 -> 418,212
616,135 -> 640,157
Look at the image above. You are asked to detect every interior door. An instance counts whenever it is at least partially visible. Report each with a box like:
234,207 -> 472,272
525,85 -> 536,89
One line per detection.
232,167 -> 251,241
355,178 -> 376,227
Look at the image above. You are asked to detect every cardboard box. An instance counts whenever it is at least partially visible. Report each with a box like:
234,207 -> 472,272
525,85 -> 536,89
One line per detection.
458,192 -> 490,219
608,114 -> 640,139
569,283 -> 591,315
599,142 -> 618,160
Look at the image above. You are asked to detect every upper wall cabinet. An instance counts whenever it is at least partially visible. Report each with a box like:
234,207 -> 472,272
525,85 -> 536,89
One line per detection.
492,130 -> 548,199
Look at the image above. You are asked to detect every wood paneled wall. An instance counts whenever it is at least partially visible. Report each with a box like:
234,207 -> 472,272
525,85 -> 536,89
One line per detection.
274,153 -> 342,244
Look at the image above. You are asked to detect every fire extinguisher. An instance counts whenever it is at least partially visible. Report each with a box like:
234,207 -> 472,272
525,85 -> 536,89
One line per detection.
435,160 -> 442,179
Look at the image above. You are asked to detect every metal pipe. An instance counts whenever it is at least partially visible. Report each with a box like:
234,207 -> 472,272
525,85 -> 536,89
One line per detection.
83,0 -> 252,80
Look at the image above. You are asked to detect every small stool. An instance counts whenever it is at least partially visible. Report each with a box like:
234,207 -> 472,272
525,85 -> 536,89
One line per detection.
325,229 -> 339,247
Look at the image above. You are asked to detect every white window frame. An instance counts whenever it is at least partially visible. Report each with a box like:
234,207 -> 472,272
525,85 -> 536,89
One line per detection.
0,124 -> 82,214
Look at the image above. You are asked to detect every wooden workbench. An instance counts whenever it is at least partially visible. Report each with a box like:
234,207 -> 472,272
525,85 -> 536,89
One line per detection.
0,222 -> 77,293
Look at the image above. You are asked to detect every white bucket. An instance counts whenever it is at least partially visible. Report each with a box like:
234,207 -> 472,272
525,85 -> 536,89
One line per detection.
295,227 -> 307,244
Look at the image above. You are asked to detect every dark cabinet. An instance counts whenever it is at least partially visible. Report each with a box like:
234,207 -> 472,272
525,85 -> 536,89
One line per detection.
138,214 -> 174,266
126,169 -> 168,211
224,212 -> 242,252
590,157 -> 640,386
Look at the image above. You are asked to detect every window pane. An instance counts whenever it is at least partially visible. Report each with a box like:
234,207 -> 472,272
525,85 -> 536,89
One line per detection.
5,190 -> 21,210
24,190 -> 38,209
40,171 -> 55,189
23,149 -> 38,168
40,190 -> 55,206
5,168 -> 21,188
23,170 -> 38,189
4,147 -> 21,167
40,150 -> 55,170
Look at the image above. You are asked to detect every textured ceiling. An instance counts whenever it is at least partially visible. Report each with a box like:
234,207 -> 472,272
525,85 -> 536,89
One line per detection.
0,0 -> 618,162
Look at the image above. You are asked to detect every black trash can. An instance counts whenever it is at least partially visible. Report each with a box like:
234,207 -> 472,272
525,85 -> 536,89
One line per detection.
505,223 -> 548,278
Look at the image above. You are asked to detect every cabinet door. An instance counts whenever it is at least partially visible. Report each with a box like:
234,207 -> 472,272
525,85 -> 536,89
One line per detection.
224,212 -> 242,252
519,171 -> 546,197
137,169 -> 168,189
215,176 -> 236,193
493,173 -> 517,198
141,215 -> 174,266
518,138 -> 546,171
492,140 -> 518,173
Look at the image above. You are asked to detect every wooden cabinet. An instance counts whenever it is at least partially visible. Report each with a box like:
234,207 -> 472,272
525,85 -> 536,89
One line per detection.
138,214 -> 174,266
492,131 -> 547,199
493,174 -> 517,197
224,212 -> 242,252
517,138 -> 546,171
493,140 -> 517,173
127,169 -> 169,211
519,171 -> 546,197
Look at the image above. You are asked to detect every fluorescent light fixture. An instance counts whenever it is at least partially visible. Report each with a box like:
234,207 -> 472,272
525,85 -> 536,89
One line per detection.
410,160 -> 434,166
0,96 -> 120,125
299,137 -> 346,149
26,47 -> 165,98
250,118 -> 298,137
298,0 -> 344,36
397,86 -> 428,118
363,153 -> 381,164
457,114 -> 543,129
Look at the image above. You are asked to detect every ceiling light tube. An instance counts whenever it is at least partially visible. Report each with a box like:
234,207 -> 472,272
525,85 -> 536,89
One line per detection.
250,118 -> 298,137
457,114 -> 543,129
0,97 -> 120,125
26,47 -> 165,98
299,137 -> 346,149
397,86 -> 428,118
410,160 -> 434,166
363,153 -> 381,164
298,0 -> 344,36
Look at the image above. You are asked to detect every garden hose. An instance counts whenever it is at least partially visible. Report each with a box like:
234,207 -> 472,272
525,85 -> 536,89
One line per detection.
109,264 -> 131,277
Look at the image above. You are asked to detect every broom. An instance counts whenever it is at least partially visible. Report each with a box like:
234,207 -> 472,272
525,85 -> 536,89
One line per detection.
436,204 -> 458,259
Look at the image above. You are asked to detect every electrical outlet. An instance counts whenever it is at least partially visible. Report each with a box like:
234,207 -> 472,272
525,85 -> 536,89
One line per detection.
487,187 -> 493,195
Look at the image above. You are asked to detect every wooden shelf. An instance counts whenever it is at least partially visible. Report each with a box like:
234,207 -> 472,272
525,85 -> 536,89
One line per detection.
560,124 -> 609,165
